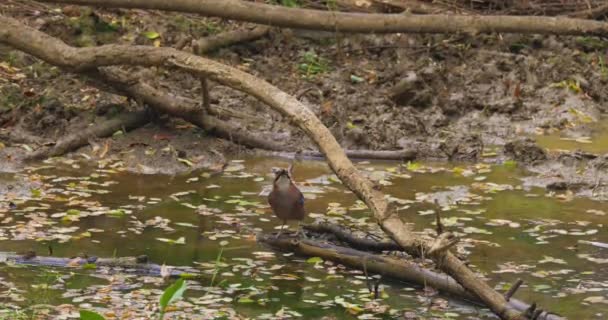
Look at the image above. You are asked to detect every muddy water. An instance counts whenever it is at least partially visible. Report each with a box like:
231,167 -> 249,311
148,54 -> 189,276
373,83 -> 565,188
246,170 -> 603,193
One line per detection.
0,157 -> 606,319
536,117 -> 608,153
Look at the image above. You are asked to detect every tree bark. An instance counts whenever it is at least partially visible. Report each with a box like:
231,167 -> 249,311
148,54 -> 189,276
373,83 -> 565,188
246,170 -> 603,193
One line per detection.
193,25 -> 270,55
0,15 -> 524,319
304,222 -> 403,252
39,0 -> 608,36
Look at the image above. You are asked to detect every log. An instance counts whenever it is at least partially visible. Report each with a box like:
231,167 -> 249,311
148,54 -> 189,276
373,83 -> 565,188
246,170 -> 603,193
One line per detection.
258,234 -> 563,320
0,252 -> 203,279
39,0 -> 608,36
304,222 -> 403,252
26,109 -> 149,160
0,15 -> 528,319
193,25 -> 270,55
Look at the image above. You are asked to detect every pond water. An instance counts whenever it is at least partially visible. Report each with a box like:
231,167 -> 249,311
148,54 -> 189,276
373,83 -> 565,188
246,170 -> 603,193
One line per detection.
0,156 -> 606,319
536,117 -> 608,153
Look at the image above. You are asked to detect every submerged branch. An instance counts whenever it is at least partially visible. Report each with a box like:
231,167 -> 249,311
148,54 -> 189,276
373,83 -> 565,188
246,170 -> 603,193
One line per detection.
0,252 -> 203,279
268,149 -> 417,161
258,233 -> 563,320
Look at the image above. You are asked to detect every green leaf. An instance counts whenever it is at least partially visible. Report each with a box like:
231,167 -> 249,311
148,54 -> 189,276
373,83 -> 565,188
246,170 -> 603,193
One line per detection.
238,297 -> 255,303
142,31 -> 160,40
159,278 -> 187,315
405,161 -> 422,171
306,257 -> 323,264
83,263 -> 97,270
280,0 -> 299,8
67,209 -> 81,215
106,209 -> 126,217
79,310 -> 106,320
503,160 -> 517,168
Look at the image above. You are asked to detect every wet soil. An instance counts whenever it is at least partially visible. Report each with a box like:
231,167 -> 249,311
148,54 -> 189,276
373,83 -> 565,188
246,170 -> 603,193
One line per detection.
2,2 -> 608,192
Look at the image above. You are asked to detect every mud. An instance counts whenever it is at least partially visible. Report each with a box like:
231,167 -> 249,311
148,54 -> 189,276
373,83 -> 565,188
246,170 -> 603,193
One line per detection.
503,138 -> 547,164
2,2 -> 608,193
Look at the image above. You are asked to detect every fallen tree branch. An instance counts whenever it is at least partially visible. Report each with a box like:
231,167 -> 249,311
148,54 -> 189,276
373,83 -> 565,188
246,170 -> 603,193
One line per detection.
17,22 -> 275,159
258,234 -> 562,320
0,251 -> 203,279
26,109 -> 149,160
89,24 -> 278,151
95,68 -> 286,151
268,149 -> 417,161
304,222 -> 403,252
200,77 -> 210,113
40,0 -> 608,36
0,15 -> 530,319
193,25 -> 270,55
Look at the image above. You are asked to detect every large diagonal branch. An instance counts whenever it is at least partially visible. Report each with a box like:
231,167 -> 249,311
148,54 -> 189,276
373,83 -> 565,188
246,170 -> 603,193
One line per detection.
93,68 -> 285,151
40,0 -> 608,36
0,15 -> 526,319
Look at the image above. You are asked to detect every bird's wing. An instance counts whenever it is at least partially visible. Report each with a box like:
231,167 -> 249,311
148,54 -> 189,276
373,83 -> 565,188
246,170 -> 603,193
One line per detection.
297,189 -> 305,206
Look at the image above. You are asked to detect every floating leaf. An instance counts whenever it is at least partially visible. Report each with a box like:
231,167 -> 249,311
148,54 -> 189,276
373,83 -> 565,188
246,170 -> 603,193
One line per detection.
238,297 -> 255,303
462,226 -> 492,235
67,209 -> 81,215
106,209 -> 126,217
306,257 -> 323,264
157,236 -> 186,245
503,160 -> 517,168
405,161 -> 422,171
82,263 -> 97,270
31,189 -> 42,197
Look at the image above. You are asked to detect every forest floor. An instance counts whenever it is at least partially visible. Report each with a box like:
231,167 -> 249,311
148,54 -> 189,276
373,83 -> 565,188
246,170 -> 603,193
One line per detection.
2,1 -> 608,196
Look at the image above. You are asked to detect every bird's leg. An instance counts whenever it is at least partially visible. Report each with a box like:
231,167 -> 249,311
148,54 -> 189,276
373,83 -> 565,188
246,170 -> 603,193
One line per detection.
276,220 -> 286,239
296,221 -> 307,239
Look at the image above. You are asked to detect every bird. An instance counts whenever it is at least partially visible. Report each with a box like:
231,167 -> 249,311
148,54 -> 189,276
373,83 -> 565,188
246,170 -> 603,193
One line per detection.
268,165 -> 306,238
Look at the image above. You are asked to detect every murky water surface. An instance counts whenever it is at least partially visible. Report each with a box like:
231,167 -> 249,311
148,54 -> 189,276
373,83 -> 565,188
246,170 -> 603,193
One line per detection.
536,117 -> 608,153
0,156 -> 606,319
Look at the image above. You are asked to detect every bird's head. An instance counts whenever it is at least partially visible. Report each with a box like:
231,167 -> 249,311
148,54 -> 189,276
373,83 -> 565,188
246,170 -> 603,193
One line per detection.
272,168 -> 292,190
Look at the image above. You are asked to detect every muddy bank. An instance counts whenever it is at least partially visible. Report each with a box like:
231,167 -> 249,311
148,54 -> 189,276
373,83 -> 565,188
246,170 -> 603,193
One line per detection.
1,2 -> 608,177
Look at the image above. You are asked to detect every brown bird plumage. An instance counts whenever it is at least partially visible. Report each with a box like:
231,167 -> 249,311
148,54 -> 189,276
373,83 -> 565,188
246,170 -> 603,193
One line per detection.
268,167 -> 306,237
